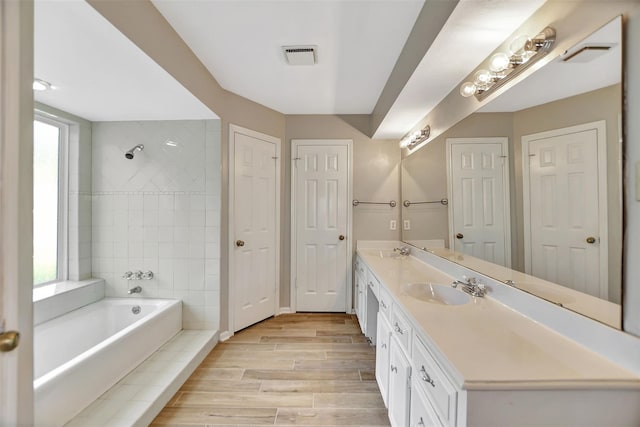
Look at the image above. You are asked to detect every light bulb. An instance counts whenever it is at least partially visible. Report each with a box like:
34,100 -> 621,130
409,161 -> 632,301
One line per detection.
399,137 -> 411,148
489,52 -> 510,72
473,69 -> 493,86
459,82 -> 477,97
509,34 -> 531,58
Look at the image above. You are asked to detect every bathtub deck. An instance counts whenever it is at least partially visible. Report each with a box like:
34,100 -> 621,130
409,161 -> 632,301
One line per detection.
151,313 -> 390,426
64,329 -> 218,427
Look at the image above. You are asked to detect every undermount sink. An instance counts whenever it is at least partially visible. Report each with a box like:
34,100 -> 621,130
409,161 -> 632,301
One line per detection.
403,283 -> 471,305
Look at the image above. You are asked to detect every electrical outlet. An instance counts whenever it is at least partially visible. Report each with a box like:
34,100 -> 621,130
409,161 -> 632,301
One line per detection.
403,220 -> 411,230
390,220 -> 397,230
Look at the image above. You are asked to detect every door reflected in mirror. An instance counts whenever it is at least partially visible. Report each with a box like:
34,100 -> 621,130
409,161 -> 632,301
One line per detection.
401,16 -> 623,329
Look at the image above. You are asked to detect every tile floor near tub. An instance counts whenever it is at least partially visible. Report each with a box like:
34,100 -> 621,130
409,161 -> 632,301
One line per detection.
152,313 -> 391,426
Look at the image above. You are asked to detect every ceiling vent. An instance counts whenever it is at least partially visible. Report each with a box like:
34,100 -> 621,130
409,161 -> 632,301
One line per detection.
282,45 -> 317,66
562,43 -> 616,63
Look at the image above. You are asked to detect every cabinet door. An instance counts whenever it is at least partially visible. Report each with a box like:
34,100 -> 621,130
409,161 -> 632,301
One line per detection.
376,312 -> 392,407
355,272 -> 366,333
388,336 -> 411,427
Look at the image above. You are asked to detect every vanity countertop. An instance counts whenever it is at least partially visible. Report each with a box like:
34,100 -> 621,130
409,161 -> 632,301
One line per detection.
357,248 -> 640,390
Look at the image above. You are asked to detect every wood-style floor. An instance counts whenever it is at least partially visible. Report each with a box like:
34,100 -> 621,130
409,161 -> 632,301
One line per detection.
151,313 -> 390,426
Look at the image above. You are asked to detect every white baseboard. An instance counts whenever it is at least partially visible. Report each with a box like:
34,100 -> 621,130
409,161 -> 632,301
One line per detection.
219,330 -> 233,341
278,307 -> 292,315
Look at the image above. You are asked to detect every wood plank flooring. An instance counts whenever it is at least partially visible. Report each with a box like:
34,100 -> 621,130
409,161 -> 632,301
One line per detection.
151,313 -> 390,426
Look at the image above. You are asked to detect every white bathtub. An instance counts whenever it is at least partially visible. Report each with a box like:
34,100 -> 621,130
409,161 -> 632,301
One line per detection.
34,297 -> 182,427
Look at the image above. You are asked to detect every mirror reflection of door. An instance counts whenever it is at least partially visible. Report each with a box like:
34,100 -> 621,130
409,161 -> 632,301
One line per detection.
522,121 -> 608,299
447,138 -> 511,268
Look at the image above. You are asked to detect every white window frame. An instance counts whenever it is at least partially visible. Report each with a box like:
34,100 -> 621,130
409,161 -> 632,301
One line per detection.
33,113 -> 69,287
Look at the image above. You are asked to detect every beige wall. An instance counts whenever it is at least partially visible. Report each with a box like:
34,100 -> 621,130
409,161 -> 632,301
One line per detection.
284,115 -> 401,307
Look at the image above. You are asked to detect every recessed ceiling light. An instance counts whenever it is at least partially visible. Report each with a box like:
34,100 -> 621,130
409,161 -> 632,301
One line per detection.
33,78 -> 53,91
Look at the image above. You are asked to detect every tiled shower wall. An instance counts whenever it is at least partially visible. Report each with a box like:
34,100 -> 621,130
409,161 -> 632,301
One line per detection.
91,120 -> 221,329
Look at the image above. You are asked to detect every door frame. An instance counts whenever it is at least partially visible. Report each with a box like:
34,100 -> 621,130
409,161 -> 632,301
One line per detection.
290,139 -> 353,313
446,137 -> 512,267
521,120 -> 608,297
228,124 -> 281,333
1,0 -> 35,423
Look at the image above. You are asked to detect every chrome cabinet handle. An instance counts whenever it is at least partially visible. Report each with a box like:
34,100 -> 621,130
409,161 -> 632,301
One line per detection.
417,417 -> 425,427
381,343 -> 387,349
394,322 -> 404,335
390,365 -> 398,373
420,366 -> 435,387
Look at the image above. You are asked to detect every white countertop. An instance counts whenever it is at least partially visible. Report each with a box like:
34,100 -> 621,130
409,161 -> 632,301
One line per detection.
357,248 -> 640,390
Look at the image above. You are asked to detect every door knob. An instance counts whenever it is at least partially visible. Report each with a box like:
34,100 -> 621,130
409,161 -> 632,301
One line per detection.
456,233 -> 464,239
0,330 -> 19,352
339,235 -> 345,241
236,240 -> 245,247
586,236 -> 596,244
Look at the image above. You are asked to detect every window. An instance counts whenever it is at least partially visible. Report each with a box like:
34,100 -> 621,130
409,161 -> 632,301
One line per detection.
33,115 -> 68,286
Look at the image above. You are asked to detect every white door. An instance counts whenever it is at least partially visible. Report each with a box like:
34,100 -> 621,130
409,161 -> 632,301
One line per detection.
292,140 -> 351,312
523,121 -> 607,298
447,138 -> 511,267
230,125 -> 280,332
1,1 -> 34,423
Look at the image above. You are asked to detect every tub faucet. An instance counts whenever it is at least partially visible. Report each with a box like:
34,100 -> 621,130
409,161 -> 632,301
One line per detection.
128,286 -> 142,295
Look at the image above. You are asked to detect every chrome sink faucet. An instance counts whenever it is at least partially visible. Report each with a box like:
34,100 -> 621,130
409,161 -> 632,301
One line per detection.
393,246 -> 411,256
452,276 -> 486,297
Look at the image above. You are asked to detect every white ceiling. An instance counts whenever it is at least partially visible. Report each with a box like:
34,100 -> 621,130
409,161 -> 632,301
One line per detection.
34,0 -> 557,135
34,0 -> 216,122
151,0 -> 425,115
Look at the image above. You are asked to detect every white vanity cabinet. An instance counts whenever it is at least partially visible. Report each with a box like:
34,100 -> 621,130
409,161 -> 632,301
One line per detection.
354,256 -> 367,332
412,335 -> 458,427
375,311 -> 392,407
388,334 -> 412,427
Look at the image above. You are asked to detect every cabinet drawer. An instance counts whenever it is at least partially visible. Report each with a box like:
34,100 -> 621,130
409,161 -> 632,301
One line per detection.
391,307 -> 412,354
411,379 -> 444,427
378,285 -> 393,321
413,336 -> 457,426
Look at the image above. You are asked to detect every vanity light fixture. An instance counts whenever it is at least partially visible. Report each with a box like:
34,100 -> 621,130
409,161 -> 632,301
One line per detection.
399,125 -> 430,149
33,78 -> 53,91
459,27 -> 556,101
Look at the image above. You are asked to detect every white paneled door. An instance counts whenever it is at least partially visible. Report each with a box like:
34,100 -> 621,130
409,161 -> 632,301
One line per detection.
1,1 -> 34,424
447,138 -> 511,267
230,125 -> 280,332
523,121 -> 607,298
293,141 -> 351,312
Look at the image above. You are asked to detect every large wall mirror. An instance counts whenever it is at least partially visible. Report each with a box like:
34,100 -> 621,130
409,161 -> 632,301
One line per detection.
401,16 -> 624,330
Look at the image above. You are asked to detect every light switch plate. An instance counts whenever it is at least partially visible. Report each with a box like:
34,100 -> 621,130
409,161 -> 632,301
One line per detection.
390,220 -> 397,230
403,220 -> 411,230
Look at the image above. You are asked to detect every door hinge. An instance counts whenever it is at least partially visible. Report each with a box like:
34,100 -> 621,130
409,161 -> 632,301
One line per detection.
272,156 -> 279,160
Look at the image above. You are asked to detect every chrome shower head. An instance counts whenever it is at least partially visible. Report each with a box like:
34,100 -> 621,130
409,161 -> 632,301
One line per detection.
125,144 -> 144,159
